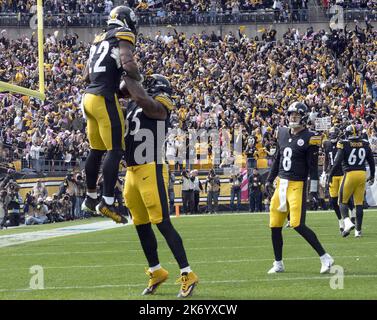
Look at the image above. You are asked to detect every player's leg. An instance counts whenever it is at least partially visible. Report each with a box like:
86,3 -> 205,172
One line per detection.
124,167 -> 168,295
268,178 -> 288,273
353,171 -> 367,237
339,172 -> 356,237
81,93 -> 106,213
288,181 -> 334,273
96,94 -> 126,223
143,162 -> 198,298
329,175 -> 344,233
348,196 -> 356,224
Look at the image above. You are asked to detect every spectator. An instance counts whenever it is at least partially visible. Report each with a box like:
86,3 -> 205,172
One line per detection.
248,168 -> 263,212
230,167 -> 242,212
205,168 -> 220,213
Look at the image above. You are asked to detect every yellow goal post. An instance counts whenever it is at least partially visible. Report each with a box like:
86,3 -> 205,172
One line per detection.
0,0 -> 45,101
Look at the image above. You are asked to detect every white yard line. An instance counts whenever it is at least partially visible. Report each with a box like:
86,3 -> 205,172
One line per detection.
1,273 -> 377,294
0,220 -> 131,248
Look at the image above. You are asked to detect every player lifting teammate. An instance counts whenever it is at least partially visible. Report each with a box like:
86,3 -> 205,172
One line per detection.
81,6 -> 142,222
120,74 -> 199,298
265,102 -> 334,274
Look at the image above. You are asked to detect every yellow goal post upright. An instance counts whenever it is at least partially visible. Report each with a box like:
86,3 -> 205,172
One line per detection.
0,0 -> 45,101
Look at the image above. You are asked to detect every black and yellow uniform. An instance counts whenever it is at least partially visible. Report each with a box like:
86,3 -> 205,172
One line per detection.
83,26 -> 135,151
267,127 -> 321,228
323,140 -> 343,198
123,93 -> 174,225
329,138 -> 375,206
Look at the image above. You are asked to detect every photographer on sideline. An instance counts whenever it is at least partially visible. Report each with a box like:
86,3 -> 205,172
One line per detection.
191,170 -> 203,214
60,194 -> 73,221
58,173 -> 78,219
230,167 -> 243,212
205,169 -> 221,214
6,180 -> 22,226
0,190 -> 10,229
25,197 -> 48,225
75,173 -> 86,219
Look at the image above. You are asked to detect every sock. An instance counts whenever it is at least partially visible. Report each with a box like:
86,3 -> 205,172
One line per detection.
102,150 -> 123,198
339,203 -> 349,220
157,220 -> 189,269
330,197 -> 341,220
271,227 -> 283,261
338,219 -> 344,230
135,223 -> 159,267
103,196 -> 114,205
355,205 -> 363,232
87,192 -> 97,199
294,224 -> 326,256
149,264 -> 161,273
320,253 -> 331,262
180,266 -> 192,274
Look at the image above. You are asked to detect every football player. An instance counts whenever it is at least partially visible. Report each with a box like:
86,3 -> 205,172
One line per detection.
121,74 -> 199,298
81,6 -> 142,222
328,124 -> 375,237
265,102 -> 334,274
323,126 -> 355,234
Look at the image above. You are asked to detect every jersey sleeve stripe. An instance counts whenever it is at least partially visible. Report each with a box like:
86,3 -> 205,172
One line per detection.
115,32 -> 136,45
309,136 -> 322,146
155,95 -> 174,111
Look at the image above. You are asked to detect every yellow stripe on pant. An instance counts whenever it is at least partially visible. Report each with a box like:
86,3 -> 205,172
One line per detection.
269,178 -> 305,228
339,170 -> 366,206
329,175 -> 343,198
83,93 -> 125,151
123,162 -> 169,226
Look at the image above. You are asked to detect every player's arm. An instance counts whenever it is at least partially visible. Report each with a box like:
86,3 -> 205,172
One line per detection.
307,135 -> 322,194
328,142 -> 345,180
119,40 -> 142,82
122,76 -> 168,120
366,144 -> 375,183
83,63 -> 90,84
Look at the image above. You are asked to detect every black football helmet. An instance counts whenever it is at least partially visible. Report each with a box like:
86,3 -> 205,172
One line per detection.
328,126 -> 341,143
143,74 -> 172,96
345,124 -> 361,139
287,102 -> 309,129
107,6 -> 138,35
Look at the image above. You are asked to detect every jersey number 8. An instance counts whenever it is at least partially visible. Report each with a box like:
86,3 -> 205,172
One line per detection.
282,147 -> 293,171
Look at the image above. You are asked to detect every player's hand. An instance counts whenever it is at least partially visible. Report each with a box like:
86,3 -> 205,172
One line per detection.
265,181 -> 274,198
367,176 -> 375,186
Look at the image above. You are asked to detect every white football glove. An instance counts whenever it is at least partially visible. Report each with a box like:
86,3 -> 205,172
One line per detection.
110,47 -> 121,69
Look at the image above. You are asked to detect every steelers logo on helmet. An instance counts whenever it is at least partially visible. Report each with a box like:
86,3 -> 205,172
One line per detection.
287,101 -> 309,129
345,124 -> 361,139
107,6 -> 138,35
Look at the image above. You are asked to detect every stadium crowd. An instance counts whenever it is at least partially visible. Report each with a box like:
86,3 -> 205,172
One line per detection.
0,19 -> 377,223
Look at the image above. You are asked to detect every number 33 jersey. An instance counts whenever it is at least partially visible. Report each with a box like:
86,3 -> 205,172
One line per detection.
275,127 -> 321,181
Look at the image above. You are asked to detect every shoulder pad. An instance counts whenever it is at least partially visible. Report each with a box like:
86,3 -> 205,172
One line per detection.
154,93 -> 175,111
309,134 -> 322,146
114,27 -> 136,45
336,140 -> 345,149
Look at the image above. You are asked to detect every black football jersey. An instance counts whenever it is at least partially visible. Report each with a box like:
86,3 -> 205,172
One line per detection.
85,26 -> 136,98
267,127 -> 321,182
336,138 -> 374,173
124,94 -> 174,166
323,140 -> 343,176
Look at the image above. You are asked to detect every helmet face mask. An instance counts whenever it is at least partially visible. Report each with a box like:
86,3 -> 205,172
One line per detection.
287,102 -> 308,129
143,74 -> 172,96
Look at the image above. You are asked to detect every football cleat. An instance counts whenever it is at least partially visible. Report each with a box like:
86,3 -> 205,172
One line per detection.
267,261 -> 285,274
320,253 -> 334,274
81,196 -> 99,213
142,267 -> 169,295
285,221 -> 291,228
355,230 -> 362,238
96,199 -> 128,224
176,271 -> 199,298
342,218 -> 355,237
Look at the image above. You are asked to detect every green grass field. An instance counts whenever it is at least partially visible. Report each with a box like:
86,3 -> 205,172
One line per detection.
0,210 -> 377,300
